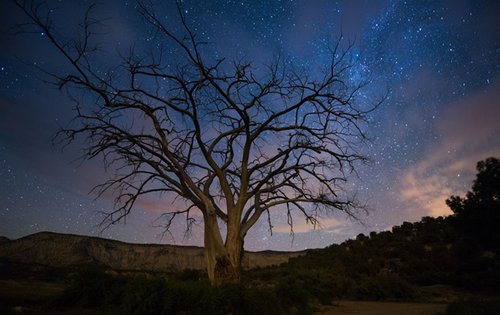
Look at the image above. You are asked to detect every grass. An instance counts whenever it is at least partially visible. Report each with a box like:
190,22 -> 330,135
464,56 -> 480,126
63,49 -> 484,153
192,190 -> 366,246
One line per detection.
0,279 -> 67,301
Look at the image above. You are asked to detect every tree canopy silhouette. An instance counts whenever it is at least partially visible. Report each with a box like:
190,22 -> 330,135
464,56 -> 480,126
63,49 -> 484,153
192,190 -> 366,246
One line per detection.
13,0 -> 380,284
446,157 -> 500,252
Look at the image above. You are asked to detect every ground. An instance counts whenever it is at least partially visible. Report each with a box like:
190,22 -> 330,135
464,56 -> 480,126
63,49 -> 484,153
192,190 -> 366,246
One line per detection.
315,301 -> 448,315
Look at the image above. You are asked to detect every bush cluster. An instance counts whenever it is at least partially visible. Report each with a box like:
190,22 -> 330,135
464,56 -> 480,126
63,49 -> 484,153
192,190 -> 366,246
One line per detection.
58,264 -> 309,315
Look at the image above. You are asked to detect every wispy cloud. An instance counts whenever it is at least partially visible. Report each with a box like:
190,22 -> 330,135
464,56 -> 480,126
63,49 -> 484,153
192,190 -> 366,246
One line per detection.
398,82 -> 500,217
273,216 -> 345,234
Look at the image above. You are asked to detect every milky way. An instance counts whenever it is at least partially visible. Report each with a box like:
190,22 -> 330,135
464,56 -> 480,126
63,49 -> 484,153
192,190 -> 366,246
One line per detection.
0,0 -> 499,250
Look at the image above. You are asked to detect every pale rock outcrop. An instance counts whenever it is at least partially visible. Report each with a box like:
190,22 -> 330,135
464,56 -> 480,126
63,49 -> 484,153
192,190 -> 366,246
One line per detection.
0,232 -> 304,271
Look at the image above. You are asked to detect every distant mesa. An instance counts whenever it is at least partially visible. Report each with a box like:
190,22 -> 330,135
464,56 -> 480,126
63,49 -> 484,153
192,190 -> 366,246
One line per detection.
0,231 -> 304,272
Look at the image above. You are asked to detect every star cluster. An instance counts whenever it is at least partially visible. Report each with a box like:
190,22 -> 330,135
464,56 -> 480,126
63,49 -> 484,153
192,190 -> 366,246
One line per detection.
0,0 -> 498,251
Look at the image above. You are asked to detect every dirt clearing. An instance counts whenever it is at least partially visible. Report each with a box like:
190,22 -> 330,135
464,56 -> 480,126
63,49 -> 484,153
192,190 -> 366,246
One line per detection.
316,300 -> 448,315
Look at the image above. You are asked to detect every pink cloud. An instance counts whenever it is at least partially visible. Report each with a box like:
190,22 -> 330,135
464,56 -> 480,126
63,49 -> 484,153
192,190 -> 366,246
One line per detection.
398,81 -> 500,218
273,216 -> 345,234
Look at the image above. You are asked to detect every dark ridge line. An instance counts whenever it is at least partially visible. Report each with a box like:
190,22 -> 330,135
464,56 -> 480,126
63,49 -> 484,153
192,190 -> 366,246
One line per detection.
8,231 -> 307,254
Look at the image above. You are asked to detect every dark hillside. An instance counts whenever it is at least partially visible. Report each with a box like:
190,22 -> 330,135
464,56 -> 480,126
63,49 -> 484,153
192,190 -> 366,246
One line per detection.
250,158 -> 500,301
249,215 -> 499,302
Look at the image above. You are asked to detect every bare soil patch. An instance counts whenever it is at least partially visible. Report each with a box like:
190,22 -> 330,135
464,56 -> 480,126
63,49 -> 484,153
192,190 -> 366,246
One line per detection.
316,300 -> 448,315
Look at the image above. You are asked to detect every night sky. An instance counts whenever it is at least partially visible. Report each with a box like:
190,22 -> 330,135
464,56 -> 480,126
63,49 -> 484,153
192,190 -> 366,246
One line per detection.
0,0 -> 499,251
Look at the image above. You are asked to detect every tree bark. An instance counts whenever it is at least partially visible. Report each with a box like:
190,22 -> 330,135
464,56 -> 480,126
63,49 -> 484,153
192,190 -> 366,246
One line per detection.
204,212 -> 243,285
225,222 -> 244,281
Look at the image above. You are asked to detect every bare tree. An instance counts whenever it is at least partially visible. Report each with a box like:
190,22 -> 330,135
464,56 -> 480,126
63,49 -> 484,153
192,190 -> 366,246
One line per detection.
13,0 -> 380,284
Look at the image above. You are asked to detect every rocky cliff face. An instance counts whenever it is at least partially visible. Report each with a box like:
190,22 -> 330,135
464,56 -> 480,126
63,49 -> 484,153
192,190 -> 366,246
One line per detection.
0,232 -> 304,272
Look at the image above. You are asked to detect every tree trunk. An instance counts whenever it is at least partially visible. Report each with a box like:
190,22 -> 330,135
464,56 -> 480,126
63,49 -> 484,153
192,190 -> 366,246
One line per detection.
203,213 -> 243,285
225,220 -> 244,279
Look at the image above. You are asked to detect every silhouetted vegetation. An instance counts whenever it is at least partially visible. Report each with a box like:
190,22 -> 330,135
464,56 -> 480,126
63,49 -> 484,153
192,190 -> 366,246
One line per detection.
250,214 -> 498,300
0,157 -> 498,313
57,264 -> 292,315
447,157 -> 500,253
247,157 -> 500,302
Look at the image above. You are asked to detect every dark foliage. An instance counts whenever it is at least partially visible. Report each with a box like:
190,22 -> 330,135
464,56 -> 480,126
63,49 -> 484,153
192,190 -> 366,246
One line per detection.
56,265 -> 298,315
265,213 -> 498,296
249,157 -> 500,299
447,157 -> 500,253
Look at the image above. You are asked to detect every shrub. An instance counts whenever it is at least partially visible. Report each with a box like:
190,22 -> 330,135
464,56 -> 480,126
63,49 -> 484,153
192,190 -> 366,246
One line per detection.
275,275 -> 314,315
351,274 -> 417,300
57,267 -> 302,315
57,263 -> 124,308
